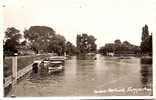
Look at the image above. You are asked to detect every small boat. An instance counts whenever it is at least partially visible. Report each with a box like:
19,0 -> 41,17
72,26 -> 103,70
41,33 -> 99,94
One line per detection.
43,56 -> 66,64
47,61 -> 64,74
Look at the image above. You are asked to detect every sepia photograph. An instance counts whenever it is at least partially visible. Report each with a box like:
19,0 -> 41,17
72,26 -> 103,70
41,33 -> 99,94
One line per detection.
2,0 -> 155,99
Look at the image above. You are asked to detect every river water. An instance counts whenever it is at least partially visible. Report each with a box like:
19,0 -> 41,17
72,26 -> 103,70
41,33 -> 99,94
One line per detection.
10,54 -> 152,96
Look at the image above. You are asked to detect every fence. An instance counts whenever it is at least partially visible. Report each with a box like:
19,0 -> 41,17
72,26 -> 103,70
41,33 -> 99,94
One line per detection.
4,54 -> 53,77
3,53 -> 53,95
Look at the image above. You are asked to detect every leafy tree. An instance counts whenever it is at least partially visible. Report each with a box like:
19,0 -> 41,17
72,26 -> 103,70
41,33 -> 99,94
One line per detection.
131,45 -> 141,54
88,35 -> 97,52
114,39 -> 121,44
65,41 -> 77,55
105,43 -> 114,52
76,33 -> 97,55
24,26 -> 66,55
4,27 -> 22,55
141,35 -> 152,54
98,46 -> 106,55
141,24 -> 149,41
24,26 -> 55,53
140,25 -> 152,55
47,34 -> 66,56
121,41 -> 130,52
114,39 -> 121,54
65,41 -> 73,55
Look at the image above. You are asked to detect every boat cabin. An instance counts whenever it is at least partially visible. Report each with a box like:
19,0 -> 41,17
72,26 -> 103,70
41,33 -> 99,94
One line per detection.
43,56 -> 65,65
47,61 -> 64,73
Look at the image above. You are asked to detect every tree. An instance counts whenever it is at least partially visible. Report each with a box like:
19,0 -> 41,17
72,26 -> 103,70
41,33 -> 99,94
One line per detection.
88,35 -> 97,52
47,34 -> 66,56
114,39 -> 121,44
140,35 -> 152,54
131,46 -> 141,54
118,41 -> 138,54
76,34 -> 80,51
98,46 -> 107,55
141,24 -> 149,41
65,41 -> 77,55
4,27 -> 22,55
114,39 -> 121,54
140,25 -> 152,55
76,33 -> 97,54
121,41 -> 130,52
105,43 -> 114,52
24,26 -> 55,53
24,26 -> 67,55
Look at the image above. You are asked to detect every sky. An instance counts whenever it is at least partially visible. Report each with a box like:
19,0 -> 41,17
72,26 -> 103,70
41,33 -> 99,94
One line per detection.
2,0 -> 156,48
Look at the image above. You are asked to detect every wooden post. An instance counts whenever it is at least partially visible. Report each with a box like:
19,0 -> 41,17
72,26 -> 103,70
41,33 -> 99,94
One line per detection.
12,53 -> 18,86
10,53 -> 18,97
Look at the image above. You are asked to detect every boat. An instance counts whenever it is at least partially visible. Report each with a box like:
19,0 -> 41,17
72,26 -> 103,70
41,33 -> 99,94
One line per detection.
39,56 -> 65,74
43,56 -> 66,64
47,61 -> 64,74
86,53 -> 97,60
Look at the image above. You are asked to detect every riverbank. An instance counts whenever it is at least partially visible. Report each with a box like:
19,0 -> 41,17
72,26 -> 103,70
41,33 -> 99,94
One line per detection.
4,54 -> 54,77
3,53 -> 54,96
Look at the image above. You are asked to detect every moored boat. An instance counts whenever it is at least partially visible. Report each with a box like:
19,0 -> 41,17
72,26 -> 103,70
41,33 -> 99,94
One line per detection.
43,56 -> 66,65
40,56 -> 65,74
47,61 -> 64,74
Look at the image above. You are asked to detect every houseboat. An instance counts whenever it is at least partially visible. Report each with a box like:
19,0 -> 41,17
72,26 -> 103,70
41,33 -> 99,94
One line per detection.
47,61 -> 64,74
41,56 -> 65,74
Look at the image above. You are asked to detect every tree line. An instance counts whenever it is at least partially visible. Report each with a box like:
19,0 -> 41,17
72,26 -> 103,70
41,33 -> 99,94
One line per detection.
98,24 -> 152,56
3,24 -> 152,57
3,26 -> 97,56
98,40 -> 140,56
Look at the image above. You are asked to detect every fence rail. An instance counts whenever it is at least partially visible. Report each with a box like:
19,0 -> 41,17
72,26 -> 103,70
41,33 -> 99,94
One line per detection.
4,63 -> 33,88
4,53 -> 56,89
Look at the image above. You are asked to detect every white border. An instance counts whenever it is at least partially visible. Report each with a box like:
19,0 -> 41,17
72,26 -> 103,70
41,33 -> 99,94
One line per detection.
153,8 -> 156,99
0,0 -> 4,99
0,0 -> 155,100
1,96 -> 155,100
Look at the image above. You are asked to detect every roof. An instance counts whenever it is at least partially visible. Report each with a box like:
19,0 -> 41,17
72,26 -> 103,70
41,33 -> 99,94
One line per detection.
50,56 -> 65,59
33,60 -> 41,63
49,61 -> 63,64
48,56 -> 66,60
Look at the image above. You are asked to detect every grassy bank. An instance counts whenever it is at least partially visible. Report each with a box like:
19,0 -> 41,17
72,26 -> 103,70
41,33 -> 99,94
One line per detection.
4,58 -> 12,77
4,54 -> 53,77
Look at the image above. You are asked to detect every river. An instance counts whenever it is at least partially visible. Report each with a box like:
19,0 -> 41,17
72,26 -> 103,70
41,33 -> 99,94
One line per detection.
9,54 -> 152,96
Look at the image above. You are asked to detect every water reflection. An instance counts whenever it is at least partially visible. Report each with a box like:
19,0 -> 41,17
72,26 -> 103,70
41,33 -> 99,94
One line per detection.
77,53 -> 96,60
140,58 -> 152,88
